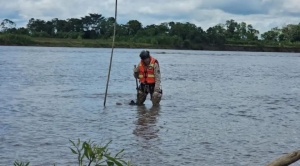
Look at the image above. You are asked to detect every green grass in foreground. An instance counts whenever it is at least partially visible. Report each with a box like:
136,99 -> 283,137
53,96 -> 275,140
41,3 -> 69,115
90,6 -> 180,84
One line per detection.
14,139 -> 131,166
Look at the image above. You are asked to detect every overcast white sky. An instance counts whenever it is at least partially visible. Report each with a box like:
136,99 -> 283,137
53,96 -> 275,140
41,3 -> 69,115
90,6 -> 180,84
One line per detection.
1,0 -> 300,34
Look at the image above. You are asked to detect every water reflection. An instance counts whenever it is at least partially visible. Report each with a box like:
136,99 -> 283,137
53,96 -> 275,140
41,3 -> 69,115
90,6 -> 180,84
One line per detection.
133,106 -> 160,140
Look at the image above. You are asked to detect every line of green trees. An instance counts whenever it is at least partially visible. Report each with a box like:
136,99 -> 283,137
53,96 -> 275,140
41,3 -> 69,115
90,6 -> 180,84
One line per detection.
1,13 -> 300,49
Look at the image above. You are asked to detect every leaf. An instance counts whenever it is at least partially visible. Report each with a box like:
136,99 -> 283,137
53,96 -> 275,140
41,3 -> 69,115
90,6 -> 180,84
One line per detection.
96,153 -> 104,161
80,155 -> 85,164
104,140 -> 112,149
106,155 -> 123,166
70,147 -> 78,154
88,147 -> 95,159
13,161 -> 30,166
83,142 -> 94,160
69,139 -> 76,147
106,161 -> 114,166
77,138 -> 81,146
84,149 -> 90,159
81,141 -> 86,151
118,159 -> 128,165
115,149 -> 124,157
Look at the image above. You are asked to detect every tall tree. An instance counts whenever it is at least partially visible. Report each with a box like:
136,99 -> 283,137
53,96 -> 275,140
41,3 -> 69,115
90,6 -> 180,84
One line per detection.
99,17 -> 115,38
169,22 -> 201,41
67,18 -> 83,32
27,18 -> 47,33
81,13 -> 104,32
281,24 -> 300,42
126,20 -> 142,35
246,24 -> 259,40
206,24 -> 226,44
261,28 -> 280,41
225,19 -> 239,39
0,19 -> 16,32
55,18 -> 69,32
237,22 -> 247,39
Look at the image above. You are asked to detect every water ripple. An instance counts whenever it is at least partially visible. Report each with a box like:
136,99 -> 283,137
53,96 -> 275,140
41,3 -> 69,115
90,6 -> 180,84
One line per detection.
1,46 -> 300,165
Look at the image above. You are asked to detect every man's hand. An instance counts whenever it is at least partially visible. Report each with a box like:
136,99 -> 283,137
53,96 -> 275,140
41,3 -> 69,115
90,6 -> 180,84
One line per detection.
134,72 -> 139,79
133,65 -> 139,79
154,86 -> 160,92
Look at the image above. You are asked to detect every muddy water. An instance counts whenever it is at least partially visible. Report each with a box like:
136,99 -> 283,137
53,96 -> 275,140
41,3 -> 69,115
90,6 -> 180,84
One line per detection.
0,46 -> 300,165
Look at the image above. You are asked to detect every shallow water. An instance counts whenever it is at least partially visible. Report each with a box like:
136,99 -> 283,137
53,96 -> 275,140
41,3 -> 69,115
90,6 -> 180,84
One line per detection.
0,46 -> 300,166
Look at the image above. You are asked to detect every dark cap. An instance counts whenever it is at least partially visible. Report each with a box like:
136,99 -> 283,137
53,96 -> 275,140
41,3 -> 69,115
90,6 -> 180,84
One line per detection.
139,50 -> 150,60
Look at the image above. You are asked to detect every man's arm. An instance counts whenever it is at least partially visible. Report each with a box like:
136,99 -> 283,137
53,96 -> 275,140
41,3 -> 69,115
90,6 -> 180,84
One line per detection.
154,62 -> 161,91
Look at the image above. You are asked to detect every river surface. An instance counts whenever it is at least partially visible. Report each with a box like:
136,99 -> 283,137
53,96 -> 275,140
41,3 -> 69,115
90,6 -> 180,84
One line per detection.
0,46 -> 300,166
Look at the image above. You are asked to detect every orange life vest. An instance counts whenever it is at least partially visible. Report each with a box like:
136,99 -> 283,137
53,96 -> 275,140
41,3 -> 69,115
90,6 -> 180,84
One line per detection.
138,56 -> 158,84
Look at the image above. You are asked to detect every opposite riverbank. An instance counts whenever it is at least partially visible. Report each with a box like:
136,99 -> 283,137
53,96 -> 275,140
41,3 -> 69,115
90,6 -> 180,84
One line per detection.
1,34 -> 300,52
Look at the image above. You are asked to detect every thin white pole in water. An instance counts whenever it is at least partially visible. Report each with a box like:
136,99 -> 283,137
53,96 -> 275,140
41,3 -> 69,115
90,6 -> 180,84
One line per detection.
104,0 -> 117,107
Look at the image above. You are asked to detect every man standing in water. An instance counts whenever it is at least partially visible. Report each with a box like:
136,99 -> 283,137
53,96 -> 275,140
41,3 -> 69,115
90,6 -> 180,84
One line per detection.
134,50 -> 162,106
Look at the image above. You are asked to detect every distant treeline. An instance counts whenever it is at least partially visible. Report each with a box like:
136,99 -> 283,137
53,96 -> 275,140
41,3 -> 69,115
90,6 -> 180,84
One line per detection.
1,13 -> 300,49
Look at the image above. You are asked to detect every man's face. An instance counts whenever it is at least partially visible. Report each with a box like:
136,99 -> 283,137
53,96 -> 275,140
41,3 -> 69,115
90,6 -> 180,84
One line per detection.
142,58 -> 150,65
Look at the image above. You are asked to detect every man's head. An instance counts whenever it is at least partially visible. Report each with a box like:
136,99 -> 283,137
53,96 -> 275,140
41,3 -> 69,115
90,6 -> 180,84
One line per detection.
140,50 -> 150,65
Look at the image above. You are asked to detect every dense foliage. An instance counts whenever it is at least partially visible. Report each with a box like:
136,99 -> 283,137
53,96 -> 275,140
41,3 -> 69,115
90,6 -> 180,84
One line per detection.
1,14 -> 300,49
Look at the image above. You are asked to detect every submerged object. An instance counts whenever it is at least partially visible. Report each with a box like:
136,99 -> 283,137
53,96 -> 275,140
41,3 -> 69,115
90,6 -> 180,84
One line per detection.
115,100 -> 136,105
129,100 -> 136,105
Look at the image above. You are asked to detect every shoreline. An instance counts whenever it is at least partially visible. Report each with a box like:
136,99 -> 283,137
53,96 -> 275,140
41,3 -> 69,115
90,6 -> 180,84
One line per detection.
201,44 -> 300,53
2,43 -> 300,53
1,35 -> 300,53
